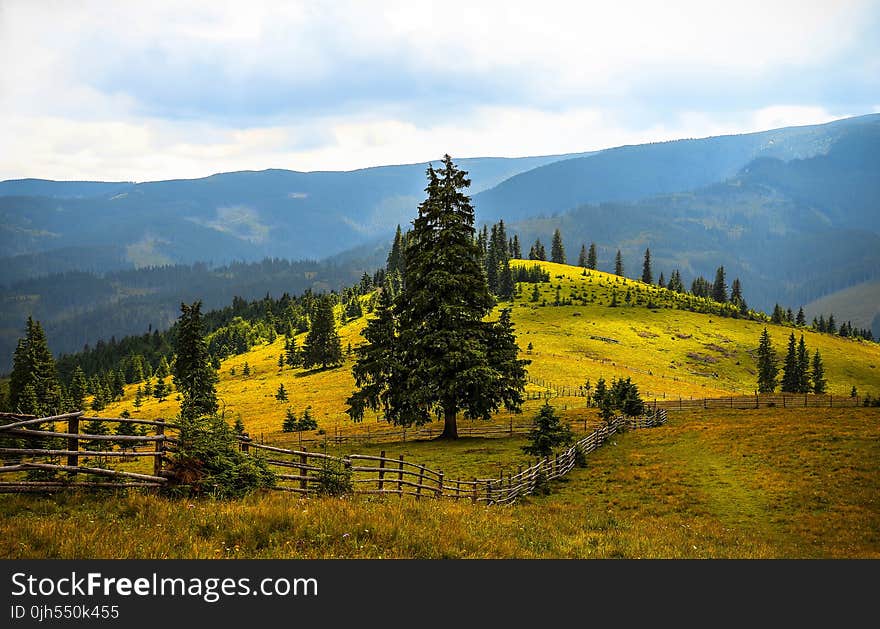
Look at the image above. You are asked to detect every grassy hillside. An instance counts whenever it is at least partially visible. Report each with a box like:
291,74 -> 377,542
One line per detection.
99,260 -> 880,444
3,407 -> 877,558
804,279 -> 880,336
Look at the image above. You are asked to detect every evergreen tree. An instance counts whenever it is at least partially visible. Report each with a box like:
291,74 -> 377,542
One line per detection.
614,250 -> 624,276
115,415 -> 139,450
498,260 -> 515,301
173,301 -> 218,421
667,269 -> 684,293
550,229 -> 566,264
780,333 -> 799,393
9,317 -> 61,415
827,314 -> 837,334
133,386 -> 144,409
242,362 -> 251,377
771,304 -> 785,324
299,406 -> 317,431
346,156 -> 529,438
510,234 -> 522,259
587,243 -> 598,270
529,239 -> 546,261
657,272 -> 666,288
278,353 -> 285,369
578,243 -> 588,267
153,377 -> 168,402
756,328 -> 778,393
786,308 -> 794,324
530,284 -> 540,302
521,402 -> 573,458
83,418 -> 109,453
811,350 -> 827,394
90,382 -> 106,411
796,335 -> 810,393
345,295 -> 364,319
143,378 -> 153,396
282,408 -> 298,432
641,248 -> 653,284
796,307 -> 806,327
285,336 -> 302,368
731,278 -> 747,313
233,416 -> 246,436
387,225 -> 404,276
302,295 -> 344,369
69,366 -> 88,411
712,266 -> 728,303
275,382 -> 289,402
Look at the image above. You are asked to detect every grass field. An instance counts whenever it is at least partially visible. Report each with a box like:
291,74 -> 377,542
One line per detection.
2,407 -> 877,559
100,260 -> 880,445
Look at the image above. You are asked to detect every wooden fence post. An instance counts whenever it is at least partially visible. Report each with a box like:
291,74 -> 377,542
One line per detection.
472,477 -> 478,503
153,419 -> 165,478
377,450 -> 386,492
67,414 -> 80,471
438,471 -> 444,498
241,435 -> 250,454
397,455 -> 405,494
300,448 -> 308,491
416,465 -> 426,500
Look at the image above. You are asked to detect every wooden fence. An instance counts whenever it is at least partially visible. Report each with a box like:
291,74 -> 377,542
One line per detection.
652,393 -> 864,411
0,409 -> 667,504
238,410 -> 668,504
0,411 -> 175,493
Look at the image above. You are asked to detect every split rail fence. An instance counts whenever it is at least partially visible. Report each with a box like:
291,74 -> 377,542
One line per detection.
0,409 -> 667,504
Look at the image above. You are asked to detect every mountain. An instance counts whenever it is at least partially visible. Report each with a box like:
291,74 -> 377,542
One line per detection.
0,153 -> 588,284
511,121 -> 880,312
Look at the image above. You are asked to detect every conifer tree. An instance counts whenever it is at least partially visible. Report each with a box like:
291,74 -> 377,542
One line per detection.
731,278 -> 747,313
756,328 -> 778,393
796,335 -> 810,393
346,156 -> 529,438
387,225 -> 404,276
658,272 -> 666,288
614,250 -> 624,276
780,333 -> 799,393
827,314 -> 837,334
69,366 -> 88,411
143,378 -> 153,396
712,266 -> 728,303
587,243 -> 598,270
242,362 -> 251,377
530,284 -> 540,302
233,416 -> 246,436
772,304 -> 785,324
529,239 -> 546,261
173,301 -> 218,421
796,307 -> 806,327
811,349 -> 827,394
9,317 -> 61,415
278,353 -> 285,369
153,377 -> 168,402
510,234 -> 522,259
550,229 -> 566,264
522,402 -> 573,457
275,383 -> 288,402
578,243 -> 588,268
641,248 -> 653,284
498,260 -> 515,301
282,408 -> 298,432
133,386 -> 144,409
285,336 -> 302,368
302,295 -> 343,369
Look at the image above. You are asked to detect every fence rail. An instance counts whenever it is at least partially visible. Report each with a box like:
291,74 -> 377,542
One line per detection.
0,409 -> 668,504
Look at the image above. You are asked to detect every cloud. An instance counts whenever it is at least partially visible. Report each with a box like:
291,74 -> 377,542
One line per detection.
0,0 -> 878,181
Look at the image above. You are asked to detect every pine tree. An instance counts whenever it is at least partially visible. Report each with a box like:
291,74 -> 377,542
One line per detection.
133,386 -> 144,409
387,225 -> 404,276
550,229 -> 566,264
578,244 -> 588,267
522,402 -> 573,457
731,278 -> 747,313
278,353 -> 285,369
756,328 -> 778,393
530,284 -> 540,302
712,266 -> 728,303
233,416 -> 246,436
275,383 -> 289,402
69,366 -> 88,411
347,155 -> 529,439
796,335 -> 810,393
498,260 -> 515,301
614,250 -> 624,276
285,336 -> 302,368
153,377 -> 168,402
811,350 -> 827,394
510,234 -> 522,259
771,304 -> 784,324
282,408 -> 298,432
641,248 -> 653,284
796,307 -> 806,327
299,406 -> 317,431
9,317 -> 61,416
173,301 -> 218,421
780,333 -> 799,393
827,314 -> 837,334
587,243 -> 598,270
658,272 -> 666,288
242,362 -> 251,377
529,239 -> 546,261
83,418 -> 109,453
303,295 -> 343,369
143,378 -> 153,396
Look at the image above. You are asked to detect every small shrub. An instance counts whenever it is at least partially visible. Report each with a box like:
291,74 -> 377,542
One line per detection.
531,468 -> 551,496
574,445 -> 588,468
315,458 -> 353,497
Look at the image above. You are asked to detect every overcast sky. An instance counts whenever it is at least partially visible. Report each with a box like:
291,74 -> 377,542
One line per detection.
1,0 -> 878,182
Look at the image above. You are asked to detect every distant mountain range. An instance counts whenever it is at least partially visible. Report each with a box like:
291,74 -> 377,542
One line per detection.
2,113 -> 878,369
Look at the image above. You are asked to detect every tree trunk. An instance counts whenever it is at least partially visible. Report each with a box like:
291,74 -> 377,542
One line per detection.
439,405 -> 458,439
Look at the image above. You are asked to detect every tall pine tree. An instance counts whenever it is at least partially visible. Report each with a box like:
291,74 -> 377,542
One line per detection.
587,243 -> 598,270
550,229 -> 566,264
712,266 -> 728,303
641,248 -> 653,284
811,349 -> 827,394
756,328 -> 778,393
577,243 -> 588,268
614,250 -> 624,276
172,301 -> 218,421
347,156 -> 529,439
780,333 -> 799,393
796,335 -> 810,393
9,317 -> 61,416
302,295 -> 343,369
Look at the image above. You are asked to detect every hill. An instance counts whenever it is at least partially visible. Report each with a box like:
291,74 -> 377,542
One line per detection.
804,280 -> 880,339
97,260 -> 880,441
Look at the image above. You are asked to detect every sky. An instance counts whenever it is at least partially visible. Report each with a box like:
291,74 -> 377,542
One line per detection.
1,0 -> 878,182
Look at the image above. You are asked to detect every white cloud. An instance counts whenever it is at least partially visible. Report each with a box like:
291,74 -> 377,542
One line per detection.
0,0 -> 876,180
